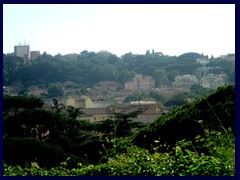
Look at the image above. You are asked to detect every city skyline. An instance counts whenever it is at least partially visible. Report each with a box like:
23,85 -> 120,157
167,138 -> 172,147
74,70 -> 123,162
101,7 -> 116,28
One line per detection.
3,4 -> 235,57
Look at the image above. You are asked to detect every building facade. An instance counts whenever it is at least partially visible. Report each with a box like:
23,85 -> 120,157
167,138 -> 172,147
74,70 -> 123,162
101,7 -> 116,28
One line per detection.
172,74 -> 198,89
65,96 -> 93,108
201,73 -> 227,89
124,74 -> 155,91
78,102 -> 167,124
30,51 -> 40,60
14,45 -> 30,60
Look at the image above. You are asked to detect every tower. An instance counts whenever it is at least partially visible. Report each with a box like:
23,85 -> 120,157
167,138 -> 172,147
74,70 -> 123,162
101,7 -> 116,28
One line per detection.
14,42 -> 30,60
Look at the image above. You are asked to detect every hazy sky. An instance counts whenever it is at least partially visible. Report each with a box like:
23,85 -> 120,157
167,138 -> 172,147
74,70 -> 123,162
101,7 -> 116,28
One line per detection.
3,4 -> 235,57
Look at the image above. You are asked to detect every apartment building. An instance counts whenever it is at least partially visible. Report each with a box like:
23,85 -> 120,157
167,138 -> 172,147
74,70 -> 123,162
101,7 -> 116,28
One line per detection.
172,74 -> 198,89
14,45 -> 30,60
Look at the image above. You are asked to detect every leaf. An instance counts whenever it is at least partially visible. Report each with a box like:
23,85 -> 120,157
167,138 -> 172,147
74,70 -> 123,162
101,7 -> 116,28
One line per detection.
137,167 -> 142,173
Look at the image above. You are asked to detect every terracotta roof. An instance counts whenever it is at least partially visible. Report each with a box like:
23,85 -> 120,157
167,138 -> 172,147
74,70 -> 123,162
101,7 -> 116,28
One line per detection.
83,108 -> 113,115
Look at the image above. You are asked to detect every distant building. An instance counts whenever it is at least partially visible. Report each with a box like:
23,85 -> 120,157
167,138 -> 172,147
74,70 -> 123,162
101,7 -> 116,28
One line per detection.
92,99 -> 113,108
27,87 -> 47,97
201,73 -> 227,89
130,100 -> 156,105
65,96 -> 93,108
196,58 -> 209,64
109,103 -> 167,123
30,51 -> 40,60
125,74 -> 155,91
3,86 -> 22,95
78,108 -> 113,122
78,102 -> 168,123
94,81 -> 122,92
195,66 -> 210,78
172,74 -> 198,89
220,54 -> 235,61
14,45 -> 30,60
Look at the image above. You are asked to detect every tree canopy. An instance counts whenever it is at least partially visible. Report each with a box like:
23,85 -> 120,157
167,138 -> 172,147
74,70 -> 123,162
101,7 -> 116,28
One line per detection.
3,52 -> 234,89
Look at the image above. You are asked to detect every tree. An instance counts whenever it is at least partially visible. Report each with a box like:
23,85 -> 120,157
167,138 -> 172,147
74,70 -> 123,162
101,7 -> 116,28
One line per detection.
152,69 -> 168,87
167,71 -> 180,82
145,50 -> 151,55
3,55 -> 25,85
98,111 -> 145,138
51,99 -> 65,114
177,52 -> 202,63
3,95 -> 44,119
47,84 -> 64,98
66,106 -> 84,119
228,69 -> 235,84
4,109 -> 59,140
164,94 -> 188,107
124,92 -> 152,103
149,91 -> 165,103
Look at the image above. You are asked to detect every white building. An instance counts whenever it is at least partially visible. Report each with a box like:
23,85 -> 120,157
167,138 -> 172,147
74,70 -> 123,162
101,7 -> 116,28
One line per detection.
172,74 -> 198,89
201,73 -> 227,89
196,58 -> 209,64
14,45 -> 30,60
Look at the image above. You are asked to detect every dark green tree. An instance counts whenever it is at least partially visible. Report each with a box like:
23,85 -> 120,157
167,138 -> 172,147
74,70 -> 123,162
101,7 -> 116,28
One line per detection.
98,111 -> 145,138
66,106 -> 84,119
47,84 -> 64,98
164,94 -> 188,107
3,95 -> 44,118
167,70 -> 180,82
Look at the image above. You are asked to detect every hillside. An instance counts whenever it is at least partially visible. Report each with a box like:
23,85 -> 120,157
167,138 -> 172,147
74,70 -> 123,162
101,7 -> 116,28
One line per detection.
133,85 -> 235,150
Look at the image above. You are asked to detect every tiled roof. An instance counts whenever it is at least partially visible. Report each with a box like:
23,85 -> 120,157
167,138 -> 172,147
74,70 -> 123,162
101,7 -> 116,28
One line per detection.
83,108 -> 113,115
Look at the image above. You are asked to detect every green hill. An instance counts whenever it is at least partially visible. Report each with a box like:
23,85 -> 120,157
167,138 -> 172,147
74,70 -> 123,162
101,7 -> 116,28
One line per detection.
133,85 -> 235,151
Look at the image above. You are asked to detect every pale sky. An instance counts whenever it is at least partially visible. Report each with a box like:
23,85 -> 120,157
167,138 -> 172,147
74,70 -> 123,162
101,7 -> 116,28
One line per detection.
3,4 -> 235,57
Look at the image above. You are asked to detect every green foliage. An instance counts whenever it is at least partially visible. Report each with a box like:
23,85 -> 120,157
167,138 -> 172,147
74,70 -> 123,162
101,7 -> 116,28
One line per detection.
66,106 -> 84,119
124,92 -> 153,103
4,135 -> 234,176
157,140 -> 234,176
164,93 -> 188,107
194,128 -> 235,170
133,85 -> 235,150
177,52 -> 203,63
3,54 -> 25,85
152,69 -> 168,86
4,121 -> 235,176
47,83 -> 64,98
167,70 -> 180,82
3,95 -> 44,111
3,96 -> 105,167
98,111 -> 145,138
4,137 -> 67,169
207,58 -> 234,75
4,51 -> 234,89
148,91 -> 166,104
4,109 -> 59,139
3,84 -> 235,176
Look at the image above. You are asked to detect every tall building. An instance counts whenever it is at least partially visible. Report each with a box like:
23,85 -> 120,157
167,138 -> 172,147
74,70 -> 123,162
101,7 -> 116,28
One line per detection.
14,45 -> 30,60
30,51 -> 40,60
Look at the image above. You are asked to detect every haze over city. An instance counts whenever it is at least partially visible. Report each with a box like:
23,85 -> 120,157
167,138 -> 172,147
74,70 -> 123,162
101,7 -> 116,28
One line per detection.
3,4 -> 235,57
